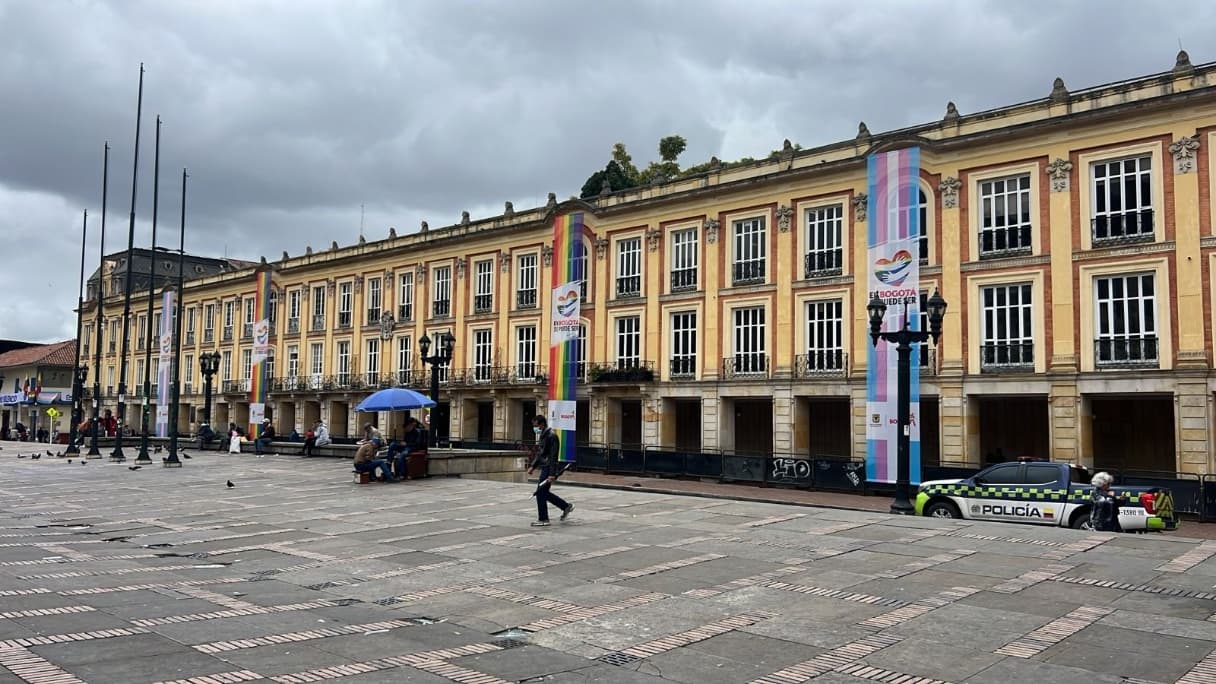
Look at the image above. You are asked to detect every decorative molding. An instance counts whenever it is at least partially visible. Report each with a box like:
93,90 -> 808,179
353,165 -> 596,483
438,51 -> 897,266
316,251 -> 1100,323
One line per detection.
775,205 -> 794,232
542,245 -> 554,266
943,101 -> 960,123
594,237 -> 609,259
939,177 -> 962,209
1070,240 -> 1175,262
326,279 -> 336,297
704,218 -> 720,244
646,228 -> 661,252
378,311 -> 396,339
960,254 -> 1051,273
415,263 -> 427,279
851,194 -> 868,223
503,201 -> 514,219
1049,76 -> 1069,104
499,253 -> 511,273
1200,235 -> 1216,249
1169,135 -> 1200,174
460,211 -> 470,226
1045,158 -> 1073,193
420,220 -> 429,232
454,257 -> 467,279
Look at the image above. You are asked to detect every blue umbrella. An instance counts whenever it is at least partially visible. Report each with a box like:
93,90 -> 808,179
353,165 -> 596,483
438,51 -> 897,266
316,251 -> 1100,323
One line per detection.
354,387 -> 436,412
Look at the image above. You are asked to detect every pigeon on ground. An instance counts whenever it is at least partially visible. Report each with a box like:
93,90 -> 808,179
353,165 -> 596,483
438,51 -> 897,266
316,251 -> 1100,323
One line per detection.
18,454 -> 26,459
56,451 -> 63,457
181,452 -> 192,459
128,466 -> 142,471
226,480 -> 235,488
81,460 -> 87,465
67,459 -> 73,464
31,454 -> 40,460
46,450 -> 53,457
154,445 -> 163,454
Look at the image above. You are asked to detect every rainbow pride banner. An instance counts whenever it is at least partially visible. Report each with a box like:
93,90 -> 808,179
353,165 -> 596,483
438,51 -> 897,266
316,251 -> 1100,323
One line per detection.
247,268 -> 274,438
865,148 -> 922,484
155,289 -> 174,437
547,212 -> 584,463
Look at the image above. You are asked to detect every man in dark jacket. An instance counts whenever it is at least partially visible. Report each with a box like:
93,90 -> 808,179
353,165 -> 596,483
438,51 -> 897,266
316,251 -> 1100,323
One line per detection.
527,415 -> 573,527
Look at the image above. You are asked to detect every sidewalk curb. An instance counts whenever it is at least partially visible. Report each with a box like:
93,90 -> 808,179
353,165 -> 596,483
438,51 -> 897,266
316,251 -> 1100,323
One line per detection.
559,477 -> 892,516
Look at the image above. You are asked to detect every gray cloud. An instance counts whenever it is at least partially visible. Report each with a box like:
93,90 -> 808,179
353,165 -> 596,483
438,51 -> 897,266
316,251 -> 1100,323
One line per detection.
1,0 -> 1211,342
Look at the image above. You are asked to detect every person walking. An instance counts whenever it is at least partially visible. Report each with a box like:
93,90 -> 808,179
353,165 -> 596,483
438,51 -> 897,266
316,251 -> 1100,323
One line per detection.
1089,471 -> 1125,532
527,415 -> 572,527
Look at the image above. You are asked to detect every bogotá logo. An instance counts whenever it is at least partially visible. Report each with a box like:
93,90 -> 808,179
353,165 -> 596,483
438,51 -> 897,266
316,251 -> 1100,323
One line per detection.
556,289 -> 579,317
874,249 -> 913,286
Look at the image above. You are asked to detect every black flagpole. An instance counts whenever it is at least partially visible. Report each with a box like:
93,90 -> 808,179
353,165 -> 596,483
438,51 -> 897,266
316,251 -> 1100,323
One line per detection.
136,115 -> 161,464
112,63 -> 145,463
87,144 -> 109,459
165,168 -> 187,467
65,210 -> 88,456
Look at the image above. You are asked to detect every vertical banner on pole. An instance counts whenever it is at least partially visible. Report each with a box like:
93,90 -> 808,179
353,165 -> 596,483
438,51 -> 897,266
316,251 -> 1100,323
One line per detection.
248,269 -> 273,438
156,289 -> 174,437
547,212 -> 584,463
865,148 -> 922,484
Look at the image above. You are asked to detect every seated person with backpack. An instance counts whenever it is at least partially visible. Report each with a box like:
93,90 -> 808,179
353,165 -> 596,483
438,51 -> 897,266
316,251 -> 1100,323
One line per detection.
388,417 -> 428,479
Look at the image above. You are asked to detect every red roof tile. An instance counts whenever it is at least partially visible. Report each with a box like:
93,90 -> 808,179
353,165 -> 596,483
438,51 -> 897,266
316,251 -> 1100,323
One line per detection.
0,340 -> 77,369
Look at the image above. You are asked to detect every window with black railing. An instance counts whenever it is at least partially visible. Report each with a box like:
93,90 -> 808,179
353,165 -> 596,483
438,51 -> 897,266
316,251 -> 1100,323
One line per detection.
981,343 -> 1035,371
398,303 -> 413,321
516,289 -> 537,309
732,261 -> 765,285
204,329 -> 214,344
1095,273 -> 1158,368
222,327 -> 233,342
671,311 -> 697,379
337,312 -> 352,328
804,205 -> 843,278
186,331 -> 195,345
616,275 -> 641,298
474,294 -> 493,313
311,314 -> 326,331
733,216 -> 766,285
669,357 -> 696,378
367,309 -> 381,325
1092,156 -> 1154,245
723,354 -> 768,378
979,174 -> 1033,257
728,306 -> 767,377
287,318 -> 299,334
804,251 -> 842,279
1092,209 -> 1155,245
432,299 -> 450,317
243,323 -> 253,338
794,350 -> 846,377
1095,336 -> 1158,366
670,269 -> 697,292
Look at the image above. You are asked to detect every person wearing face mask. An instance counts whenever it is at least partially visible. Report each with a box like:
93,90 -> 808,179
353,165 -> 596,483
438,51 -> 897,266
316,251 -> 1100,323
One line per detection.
526,415 -> 573,527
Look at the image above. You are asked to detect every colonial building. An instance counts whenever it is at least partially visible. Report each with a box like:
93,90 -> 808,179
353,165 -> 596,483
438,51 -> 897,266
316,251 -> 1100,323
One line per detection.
80,52 -> 1216,475
0,340 -> 77,439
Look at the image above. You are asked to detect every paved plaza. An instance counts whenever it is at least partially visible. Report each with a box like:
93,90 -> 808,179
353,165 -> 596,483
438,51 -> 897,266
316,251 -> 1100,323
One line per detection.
1,452 -> 1216,683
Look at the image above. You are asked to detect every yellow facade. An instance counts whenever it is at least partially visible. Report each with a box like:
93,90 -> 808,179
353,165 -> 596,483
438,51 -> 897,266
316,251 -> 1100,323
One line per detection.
81,54 -> 1216,474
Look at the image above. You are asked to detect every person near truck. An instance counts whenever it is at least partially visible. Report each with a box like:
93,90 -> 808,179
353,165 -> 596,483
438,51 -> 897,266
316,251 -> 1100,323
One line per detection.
1089,471 -> 1125,532
527,415 -> 573,527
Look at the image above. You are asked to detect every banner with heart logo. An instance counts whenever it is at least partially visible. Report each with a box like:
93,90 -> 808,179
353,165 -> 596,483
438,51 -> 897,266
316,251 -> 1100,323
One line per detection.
866,148 -> 923,484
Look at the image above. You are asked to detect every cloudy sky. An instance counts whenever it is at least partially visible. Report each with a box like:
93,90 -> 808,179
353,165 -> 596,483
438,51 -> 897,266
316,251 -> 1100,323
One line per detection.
1,0 -> 1211,343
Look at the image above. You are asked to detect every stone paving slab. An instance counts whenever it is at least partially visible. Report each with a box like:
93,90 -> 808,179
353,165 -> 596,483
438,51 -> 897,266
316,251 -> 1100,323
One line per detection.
1,451 -> 1215,683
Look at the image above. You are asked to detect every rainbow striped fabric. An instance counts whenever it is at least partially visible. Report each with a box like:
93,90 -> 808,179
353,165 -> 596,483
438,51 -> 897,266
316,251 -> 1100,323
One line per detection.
247,268 -> 274,438
547,212 -> 585,462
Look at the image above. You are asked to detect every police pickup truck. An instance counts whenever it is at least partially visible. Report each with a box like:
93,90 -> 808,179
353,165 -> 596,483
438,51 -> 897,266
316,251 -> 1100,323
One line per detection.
914,460 -> 1177,532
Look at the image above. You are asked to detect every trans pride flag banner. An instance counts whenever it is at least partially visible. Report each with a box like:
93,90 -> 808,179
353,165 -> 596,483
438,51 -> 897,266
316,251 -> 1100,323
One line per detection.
865,148 -> 922,484
247,269 -> 274,438
155,289 -> 174,437
547,212 -> 584,463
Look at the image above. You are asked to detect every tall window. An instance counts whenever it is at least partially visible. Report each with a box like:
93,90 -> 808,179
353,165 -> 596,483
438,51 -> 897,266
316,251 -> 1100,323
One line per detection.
979,175 -> 1032,256
135,359 -> 146,391
241,349 -> 252,390
431,330 -> 450,383
616,237 -> 641,297
732,217 -> 766,285
1095,273 -> 1158,366
577,323 -> 588,379
1092,156 -> 1153,244
184,354 -> 194,393
805,205 -> 843,277
243,299 -> 254,338
263,349 -> 275,381
366,277 -> 382,325
398,272 -> 414,321
336,340 -> 351,384
312,285 -> 326,331
516,325 -> 537,379
575,241 -> 589,300
136,315 -> 147,351
432,266 -> 451,317
670,311 -> 697,377
615,316 -> 640,368
473,329 -> 493,381
474,260 -> 493,313
731,307 -> 767,375
517,254 -> 538,308
83,324 -> 91,355
185,306 -> 196,343
337,282 -> 353,327
221,351 -> 232,383
223,301 -> 235,341
671,228 -> 698,292
309,342 -> 324,388
396,335 -> 412,383
365,338 -> 380,384
802,300 -> 843,374
286,345 -> 299,384
287,289 -> 301,333
268,290 -> 277,325
981,284 -> 1034,370
916,190 -> 929,263
204,304 -> 215,342
109,320 -> 118,352
107,366 -> 115,395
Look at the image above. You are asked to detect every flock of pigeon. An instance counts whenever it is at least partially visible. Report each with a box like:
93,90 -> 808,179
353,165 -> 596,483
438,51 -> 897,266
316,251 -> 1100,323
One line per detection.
3,444 -> 215,479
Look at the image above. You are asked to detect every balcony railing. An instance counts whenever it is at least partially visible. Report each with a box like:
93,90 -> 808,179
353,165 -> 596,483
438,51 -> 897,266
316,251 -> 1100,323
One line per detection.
337,311 -> 352,328
186,331 -> 196,345
286,318 -> 300,334
222,380 -> 250,394
432,299 -> 450,318
136,338 -> 145,351
367,310 -> 381,325
1092,209 -> 1154,246
474,294 -> 493,314
106,385 -> 114,396
588,361 -> 655,383
396,369 -> 425,386
979,225 -> 1033,258
183,383 -> 193,395
722,354 -> 769,379
671,269 -> 697,292
732,261 -> 765,286
616,275 -> 641,298
980,342 -> 1034,372
398,304 -> 413,321
204,329 -> 214,344
1095,336 -> 1158,368
516,290 -> 537,309
108,341 -> 116,353
364,371 -> 392,388
794,350 -> 848,378
243,323 -> 253,339
513,363 -> 546,383
311,314 -> 326,332
669,357 -> 696,379
804,251 -> 843,279
222,327 -> 233,342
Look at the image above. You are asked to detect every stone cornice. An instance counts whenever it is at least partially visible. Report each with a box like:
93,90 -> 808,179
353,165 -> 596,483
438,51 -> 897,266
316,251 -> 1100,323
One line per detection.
1071,240 -> 1176,261
960,254 -> 1051,272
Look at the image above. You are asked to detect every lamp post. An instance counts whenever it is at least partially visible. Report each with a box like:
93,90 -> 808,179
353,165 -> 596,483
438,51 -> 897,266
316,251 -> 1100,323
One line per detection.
418,332 -> 454,448
88,143 -> 109,459
867,289 -> 947,516
164,169 -> 188,468
199,351 -> 221,432
66,209 -> 89,456
136,116 -> 163,466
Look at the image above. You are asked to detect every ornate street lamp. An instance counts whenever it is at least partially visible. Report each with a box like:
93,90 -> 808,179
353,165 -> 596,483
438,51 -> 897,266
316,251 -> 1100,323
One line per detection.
67,209 -> 89,457
418,331 -> 454,448
868,289 -> 947,515
199,351 -> 221,432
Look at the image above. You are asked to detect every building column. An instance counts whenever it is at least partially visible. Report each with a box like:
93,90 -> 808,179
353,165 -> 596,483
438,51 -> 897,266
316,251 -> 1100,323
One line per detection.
773,386 -> 793,454
701,393 -> 720,451
702,216 -> 721,380
1045,152 -> 1078,372
589,392 -> 608,445
642,392 -> 661,448
1176,375 -> 1211,474
938,170 -> 964,376
850,384 -> 867,461
937,379 -> 971,465
1171,132 -> 1207,368
1048,381 -> 1079,465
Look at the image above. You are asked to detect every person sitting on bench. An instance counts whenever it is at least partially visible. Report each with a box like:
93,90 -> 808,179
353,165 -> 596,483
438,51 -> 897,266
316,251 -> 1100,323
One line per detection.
353,432 -> 396,482
196,423 -> 219,450
302,420 -> 330,456
388,417 -> 428,478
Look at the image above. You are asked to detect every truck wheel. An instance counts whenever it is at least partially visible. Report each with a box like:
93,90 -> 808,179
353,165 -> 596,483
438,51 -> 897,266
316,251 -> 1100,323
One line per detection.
1070,510 -> 1093,530
924,501 -> 961,519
